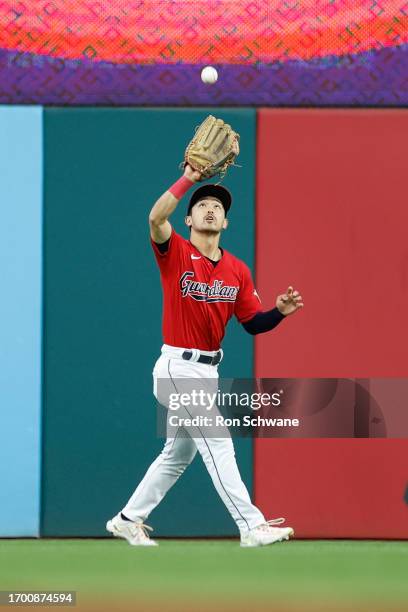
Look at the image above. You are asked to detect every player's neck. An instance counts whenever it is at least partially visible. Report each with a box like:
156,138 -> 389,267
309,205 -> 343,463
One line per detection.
190,231 -> 222,261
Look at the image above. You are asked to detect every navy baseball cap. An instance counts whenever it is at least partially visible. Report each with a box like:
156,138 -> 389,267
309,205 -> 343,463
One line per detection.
187,184 -> 232,216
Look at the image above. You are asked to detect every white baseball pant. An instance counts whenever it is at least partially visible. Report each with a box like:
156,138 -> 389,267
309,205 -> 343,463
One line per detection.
121,344 -> 265,533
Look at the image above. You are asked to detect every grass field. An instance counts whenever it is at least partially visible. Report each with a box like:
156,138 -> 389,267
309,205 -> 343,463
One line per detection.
1,539 -> 407,611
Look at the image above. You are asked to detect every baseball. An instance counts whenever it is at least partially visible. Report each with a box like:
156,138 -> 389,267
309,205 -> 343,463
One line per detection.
201,66 -> 218,85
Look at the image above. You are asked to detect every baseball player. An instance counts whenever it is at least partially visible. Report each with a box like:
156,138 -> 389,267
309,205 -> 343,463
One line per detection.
106,162 -> 303,547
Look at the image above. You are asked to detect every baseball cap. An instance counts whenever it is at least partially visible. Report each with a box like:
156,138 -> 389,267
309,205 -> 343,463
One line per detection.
187,184 -> 232,216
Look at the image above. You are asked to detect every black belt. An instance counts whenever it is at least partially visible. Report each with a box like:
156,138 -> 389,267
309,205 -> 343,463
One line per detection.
182,350 -> 222,366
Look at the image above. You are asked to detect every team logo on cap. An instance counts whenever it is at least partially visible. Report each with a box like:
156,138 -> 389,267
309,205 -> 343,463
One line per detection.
180,271 -> 238,303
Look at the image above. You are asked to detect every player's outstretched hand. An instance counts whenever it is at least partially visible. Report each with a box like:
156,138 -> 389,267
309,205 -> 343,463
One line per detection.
184,163 -> 202,183
276,286 -> 304,316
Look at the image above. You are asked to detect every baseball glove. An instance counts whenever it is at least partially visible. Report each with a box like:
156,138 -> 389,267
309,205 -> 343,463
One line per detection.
183,115 -> 240,180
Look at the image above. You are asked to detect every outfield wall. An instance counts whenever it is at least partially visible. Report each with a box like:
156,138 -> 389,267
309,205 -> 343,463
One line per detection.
1,106 -> 407,538
0,107 -> 43,536
254,109 -> 408,538
40,108 -> 256,537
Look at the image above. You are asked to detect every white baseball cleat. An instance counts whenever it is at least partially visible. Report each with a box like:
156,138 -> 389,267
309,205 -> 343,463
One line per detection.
106,513 -> 158,546
240,518 -> 294,547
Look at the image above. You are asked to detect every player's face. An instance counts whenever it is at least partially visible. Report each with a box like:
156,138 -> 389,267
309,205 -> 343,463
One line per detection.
187,197 -> 227,234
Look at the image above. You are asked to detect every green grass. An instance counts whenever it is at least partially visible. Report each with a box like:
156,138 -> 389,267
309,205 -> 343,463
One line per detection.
0,539 -> 407,607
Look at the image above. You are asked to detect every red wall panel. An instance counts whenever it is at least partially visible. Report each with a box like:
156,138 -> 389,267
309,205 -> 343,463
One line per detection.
254,439 -> 408,539
254,109 -> 408,538
255,109 -> 408,378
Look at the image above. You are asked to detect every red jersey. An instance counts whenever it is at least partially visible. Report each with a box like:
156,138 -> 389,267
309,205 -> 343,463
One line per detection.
151,228 -> 262,351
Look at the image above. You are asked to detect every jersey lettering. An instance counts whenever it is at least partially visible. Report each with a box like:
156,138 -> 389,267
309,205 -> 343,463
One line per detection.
180,271 -> 239,303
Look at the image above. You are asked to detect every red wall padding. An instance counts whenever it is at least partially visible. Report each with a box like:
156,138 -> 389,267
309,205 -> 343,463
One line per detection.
254,439 -> 408,538
254,109 -> 408,538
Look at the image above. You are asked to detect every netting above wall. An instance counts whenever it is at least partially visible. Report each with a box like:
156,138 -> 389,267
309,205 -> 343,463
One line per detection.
1,0 -> 407,105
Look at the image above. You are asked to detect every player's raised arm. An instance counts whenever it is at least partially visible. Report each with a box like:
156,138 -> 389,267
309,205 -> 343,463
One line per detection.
148,164 -> 201,244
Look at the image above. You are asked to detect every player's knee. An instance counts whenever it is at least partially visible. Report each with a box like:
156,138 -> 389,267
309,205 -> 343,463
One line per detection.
161,445 -> 196,468
173,462 -> 189,476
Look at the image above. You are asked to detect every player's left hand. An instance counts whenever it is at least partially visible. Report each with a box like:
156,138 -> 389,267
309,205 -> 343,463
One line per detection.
276,286 -> 304,316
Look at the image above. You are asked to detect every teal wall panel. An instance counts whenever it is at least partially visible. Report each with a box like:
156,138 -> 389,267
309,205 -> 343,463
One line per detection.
0,106 -> 43,536
42,108 -> 256,536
